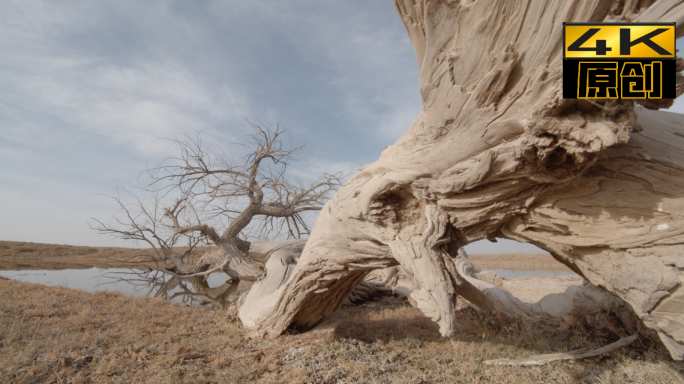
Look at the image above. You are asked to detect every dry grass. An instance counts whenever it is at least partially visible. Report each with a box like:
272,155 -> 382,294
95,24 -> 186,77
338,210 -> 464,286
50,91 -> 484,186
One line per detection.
469,253 -> 573,272
1,278 -> 682,384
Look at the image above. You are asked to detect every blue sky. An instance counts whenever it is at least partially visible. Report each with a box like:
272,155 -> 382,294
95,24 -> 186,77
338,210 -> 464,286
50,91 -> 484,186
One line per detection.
1,1 -> 682,254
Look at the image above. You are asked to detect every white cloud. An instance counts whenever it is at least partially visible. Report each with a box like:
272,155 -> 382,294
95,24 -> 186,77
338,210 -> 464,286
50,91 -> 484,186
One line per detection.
6,57 -> 246,155
273,2 -> 421,143
202,0 -> 421,145
0,1 -> 254,156
0,0 -> 424,247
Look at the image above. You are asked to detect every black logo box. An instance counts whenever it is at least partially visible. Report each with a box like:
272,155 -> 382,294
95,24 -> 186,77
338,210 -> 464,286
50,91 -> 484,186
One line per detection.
563,59 -> 676,99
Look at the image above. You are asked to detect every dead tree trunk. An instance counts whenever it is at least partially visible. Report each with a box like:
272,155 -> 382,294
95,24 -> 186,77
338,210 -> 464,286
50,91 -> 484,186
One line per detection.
241,0 -> 684,359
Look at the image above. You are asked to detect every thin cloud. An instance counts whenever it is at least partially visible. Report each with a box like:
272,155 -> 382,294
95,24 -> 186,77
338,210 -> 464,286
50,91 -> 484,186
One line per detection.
0,1 -> 422,246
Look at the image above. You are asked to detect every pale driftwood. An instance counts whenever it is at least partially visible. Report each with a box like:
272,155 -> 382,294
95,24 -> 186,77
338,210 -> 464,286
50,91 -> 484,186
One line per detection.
239,241 -> 304,328
239,239 -> 388,327
453,249 -> 638,330
366,250 -> 635,331
365,266 -> 414,297
249,240 -> 307,264
484,333 -> 638,366
240,0 -> 684,359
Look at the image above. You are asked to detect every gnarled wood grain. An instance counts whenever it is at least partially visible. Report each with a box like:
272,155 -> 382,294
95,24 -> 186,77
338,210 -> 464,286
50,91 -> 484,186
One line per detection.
239,0 -> 684,359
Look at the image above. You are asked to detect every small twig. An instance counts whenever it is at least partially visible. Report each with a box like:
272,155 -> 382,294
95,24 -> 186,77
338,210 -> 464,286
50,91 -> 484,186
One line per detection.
484,333 -> 638,366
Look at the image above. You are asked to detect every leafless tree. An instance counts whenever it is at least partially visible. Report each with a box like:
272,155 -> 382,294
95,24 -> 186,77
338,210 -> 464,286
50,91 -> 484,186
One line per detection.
90,184 -> 213,274
92,121 -> 343,280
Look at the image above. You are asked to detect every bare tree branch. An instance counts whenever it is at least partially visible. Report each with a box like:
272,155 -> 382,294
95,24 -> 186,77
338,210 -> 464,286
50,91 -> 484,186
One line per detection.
93,121 -> 344,279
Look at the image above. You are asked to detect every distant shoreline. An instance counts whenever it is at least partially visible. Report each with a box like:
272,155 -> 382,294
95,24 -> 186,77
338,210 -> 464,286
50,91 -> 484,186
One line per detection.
0,240 -> 571,272
468,253 -> 572,272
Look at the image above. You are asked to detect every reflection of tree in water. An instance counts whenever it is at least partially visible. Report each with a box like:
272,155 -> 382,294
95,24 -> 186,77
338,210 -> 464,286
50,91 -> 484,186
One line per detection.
103,269 -> 253,311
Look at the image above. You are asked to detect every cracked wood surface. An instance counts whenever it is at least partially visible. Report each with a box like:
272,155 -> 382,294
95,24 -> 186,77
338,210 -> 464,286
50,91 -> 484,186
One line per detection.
238,0 -> 684,359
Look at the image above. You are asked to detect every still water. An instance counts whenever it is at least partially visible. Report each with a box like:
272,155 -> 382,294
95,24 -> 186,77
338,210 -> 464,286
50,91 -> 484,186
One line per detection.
0,267 -> 577,308
0,268 -> 236,309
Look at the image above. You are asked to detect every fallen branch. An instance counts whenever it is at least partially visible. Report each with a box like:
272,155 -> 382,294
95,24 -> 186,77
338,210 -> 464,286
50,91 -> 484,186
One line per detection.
484,333 -> 638,366
153,260 -> 231,280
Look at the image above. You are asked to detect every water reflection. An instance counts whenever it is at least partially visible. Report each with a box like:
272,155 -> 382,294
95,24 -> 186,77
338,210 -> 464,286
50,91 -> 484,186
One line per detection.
0,268 -> 237,309
104,269 -> 240,309
0,267 -> 577,308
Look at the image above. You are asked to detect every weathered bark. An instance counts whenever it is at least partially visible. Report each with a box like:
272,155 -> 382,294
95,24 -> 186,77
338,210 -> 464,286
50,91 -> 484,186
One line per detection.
239,240 -> 305,327
243,0 -> 684,359
238,239 -> 390,326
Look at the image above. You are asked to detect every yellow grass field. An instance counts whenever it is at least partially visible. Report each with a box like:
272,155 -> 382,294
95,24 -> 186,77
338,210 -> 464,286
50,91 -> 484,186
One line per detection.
1,278 -> 682,383
0,241 -> 681,383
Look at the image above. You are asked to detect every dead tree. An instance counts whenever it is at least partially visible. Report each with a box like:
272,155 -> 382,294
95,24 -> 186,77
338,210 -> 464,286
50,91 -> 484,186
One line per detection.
239,0 -> 684,360
93,122 -> 343,280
